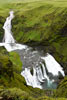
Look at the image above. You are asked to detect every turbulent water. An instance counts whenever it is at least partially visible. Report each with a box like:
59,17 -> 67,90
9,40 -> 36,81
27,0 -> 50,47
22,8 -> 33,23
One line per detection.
20,48 -> 65,89
0,11 -> 65,89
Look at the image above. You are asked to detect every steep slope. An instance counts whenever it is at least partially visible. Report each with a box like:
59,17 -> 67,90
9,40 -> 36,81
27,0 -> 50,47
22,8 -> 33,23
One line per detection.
0,1 -> 67,71
11,0 -> 67,75
0,0 -> 67,100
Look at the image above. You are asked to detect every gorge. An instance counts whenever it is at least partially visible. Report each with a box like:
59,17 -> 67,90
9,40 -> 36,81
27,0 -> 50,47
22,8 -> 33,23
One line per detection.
0,11 -> 65,89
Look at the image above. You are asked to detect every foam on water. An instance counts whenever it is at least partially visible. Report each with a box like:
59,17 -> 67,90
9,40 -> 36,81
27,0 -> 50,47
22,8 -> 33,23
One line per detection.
41,53 -> 65,76
21,67 -> 42,89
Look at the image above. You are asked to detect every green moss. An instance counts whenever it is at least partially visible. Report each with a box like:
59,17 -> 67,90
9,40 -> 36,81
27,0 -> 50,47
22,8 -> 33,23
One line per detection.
54,77 -> 67,98
0,0 -> 67,99
9,51 -> 22,73
0,0 -> 67,70
0,87 -> 31,100
0,48 -> 14,79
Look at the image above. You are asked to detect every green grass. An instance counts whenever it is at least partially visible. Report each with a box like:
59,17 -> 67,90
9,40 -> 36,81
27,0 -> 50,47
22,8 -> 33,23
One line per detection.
0,0 -> 67,16
9,52 -> 22,73
0,0 -> 67,100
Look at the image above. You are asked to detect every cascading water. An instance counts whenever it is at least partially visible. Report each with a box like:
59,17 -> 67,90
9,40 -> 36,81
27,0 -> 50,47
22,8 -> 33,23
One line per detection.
20,48 -> 65,89
0,11 -> 65,89
0,11 -> 27,52
3,11 -> 15,43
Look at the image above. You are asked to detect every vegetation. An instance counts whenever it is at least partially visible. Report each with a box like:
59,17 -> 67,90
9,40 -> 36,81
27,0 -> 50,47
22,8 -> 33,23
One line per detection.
9,52 -> 22,73
0,47 -> 46,99
54,76 -> 67,98
0,0 -> 67,100
0,0 -> 67,73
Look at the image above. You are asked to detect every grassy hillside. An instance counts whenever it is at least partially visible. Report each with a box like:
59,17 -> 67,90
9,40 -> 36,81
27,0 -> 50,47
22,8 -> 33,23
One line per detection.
11,0 -> 67,75
0,0 -> 67,100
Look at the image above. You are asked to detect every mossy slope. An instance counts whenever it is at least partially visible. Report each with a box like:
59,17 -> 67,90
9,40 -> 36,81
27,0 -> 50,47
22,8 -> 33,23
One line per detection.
0,0 -> 67,100
11,2 -> 67,75
0,0 -> 67,71
54,76 -> 67,98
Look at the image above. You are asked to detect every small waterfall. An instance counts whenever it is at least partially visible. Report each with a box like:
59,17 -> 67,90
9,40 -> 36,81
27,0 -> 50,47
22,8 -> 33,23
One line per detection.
36,66 -> 45,82
21,53 -> 65,89
0,11 -> 65,89
21,67 -> 42,89
3,11 -> 15,43
41,53 -> 65,76
0,11 -> 27,52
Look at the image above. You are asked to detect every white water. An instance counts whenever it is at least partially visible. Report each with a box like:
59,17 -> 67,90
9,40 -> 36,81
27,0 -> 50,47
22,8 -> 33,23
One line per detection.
0,11 -> 65,89
41,62 -> 49,80
22,67 -> 42,89
0,11 -> 27,52
21,53 -> 65,89
41,53 -> 65,76
3,11 -> 15,43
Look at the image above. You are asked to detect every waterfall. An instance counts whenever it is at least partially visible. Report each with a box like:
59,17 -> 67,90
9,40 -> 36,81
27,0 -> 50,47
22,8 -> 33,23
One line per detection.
21,53 -> 65,89
3,11 -> 15,43
41,53 -> 65,77
0,11 -> 27,52
0,11 -> 65,89
21,67 -> 42,89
